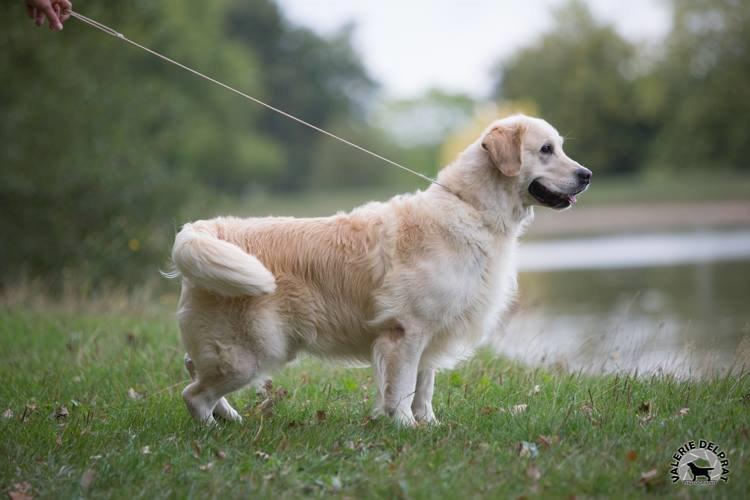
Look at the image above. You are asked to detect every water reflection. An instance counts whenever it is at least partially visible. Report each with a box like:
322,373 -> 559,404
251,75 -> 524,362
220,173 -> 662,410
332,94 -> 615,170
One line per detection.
498,231 -> 750,378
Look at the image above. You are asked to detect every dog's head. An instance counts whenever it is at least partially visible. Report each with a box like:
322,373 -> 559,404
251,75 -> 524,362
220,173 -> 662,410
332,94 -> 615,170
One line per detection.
480,115 -> 591,210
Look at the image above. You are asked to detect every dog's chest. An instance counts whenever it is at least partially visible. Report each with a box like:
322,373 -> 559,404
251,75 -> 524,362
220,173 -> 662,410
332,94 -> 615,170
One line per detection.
417,241 -> 517,368
417,236 -> 517,331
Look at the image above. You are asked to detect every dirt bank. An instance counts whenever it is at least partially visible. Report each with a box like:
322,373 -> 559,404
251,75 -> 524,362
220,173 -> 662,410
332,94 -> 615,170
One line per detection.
528,199 -> 750,238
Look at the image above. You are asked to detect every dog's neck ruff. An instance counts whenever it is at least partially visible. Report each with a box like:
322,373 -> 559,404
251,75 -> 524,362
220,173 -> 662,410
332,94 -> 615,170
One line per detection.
435,151 -> 533,238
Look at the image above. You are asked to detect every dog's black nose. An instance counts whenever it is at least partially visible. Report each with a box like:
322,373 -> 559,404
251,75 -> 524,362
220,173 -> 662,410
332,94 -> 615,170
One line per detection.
576,167 -> 592,184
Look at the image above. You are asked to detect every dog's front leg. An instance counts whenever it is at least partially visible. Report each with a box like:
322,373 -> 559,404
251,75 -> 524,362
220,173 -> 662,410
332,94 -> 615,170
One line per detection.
412,369 -> 438,424
371,328 -> 427,427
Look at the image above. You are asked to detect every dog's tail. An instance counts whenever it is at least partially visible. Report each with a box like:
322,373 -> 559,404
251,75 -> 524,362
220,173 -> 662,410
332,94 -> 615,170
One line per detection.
169,222 -> 276,297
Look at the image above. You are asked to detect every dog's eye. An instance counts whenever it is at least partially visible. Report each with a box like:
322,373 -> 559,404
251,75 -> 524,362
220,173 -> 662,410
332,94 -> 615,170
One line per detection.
540,144 -> 554,154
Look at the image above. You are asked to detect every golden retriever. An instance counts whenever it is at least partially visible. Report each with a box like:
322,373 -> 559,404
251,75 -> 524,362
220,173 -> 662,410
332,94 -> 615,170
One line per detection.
169,114 -> 591,426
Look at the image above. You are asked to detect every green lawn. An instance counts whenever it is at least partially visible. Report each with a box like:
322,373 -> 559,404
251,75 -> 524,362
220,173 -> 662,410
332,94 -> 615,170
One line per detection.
1,302 -> 747,499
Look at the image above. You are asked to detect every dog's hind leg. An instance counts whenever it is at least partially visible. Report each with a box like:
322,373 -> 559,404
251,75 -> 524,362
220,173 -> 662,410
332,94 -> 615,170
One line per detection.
412,369 -> 438,424
182,345 -> 259,425
184,354 -> 243,422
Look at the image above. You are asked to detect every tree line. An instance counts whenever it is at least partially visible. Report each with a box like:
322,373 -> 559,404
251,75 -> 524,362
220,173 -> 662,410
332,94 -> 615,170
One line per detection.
1,0 -> 747,287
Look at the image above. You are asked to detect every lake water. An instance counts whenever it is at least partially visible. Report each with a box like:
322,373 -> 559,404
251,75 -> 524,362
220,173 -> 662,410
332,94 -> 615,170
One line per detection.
496,229 -> 750,378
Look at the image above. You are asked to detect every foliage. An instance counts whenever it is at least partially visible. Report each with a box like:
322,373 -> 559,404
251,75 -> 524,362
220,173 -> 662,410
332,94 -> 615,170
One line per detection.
492,0 -> 750,174
3,0 -> 750,287
650,0 -> 750,171
492,1 -> 658,175
226,1 -> 377,190
0,0 -> 374,286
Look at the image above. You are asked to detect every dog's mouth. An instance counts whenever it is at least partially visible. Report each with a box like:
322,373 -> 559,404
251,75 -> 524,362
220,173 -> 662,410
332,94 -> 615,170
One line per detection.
528,179 -> 586,210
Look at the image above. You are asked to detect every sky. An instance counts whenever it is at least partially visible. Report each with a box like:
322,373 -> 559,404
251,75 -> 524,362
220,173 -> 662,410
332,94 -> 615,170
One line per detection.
277,0 -> 672,99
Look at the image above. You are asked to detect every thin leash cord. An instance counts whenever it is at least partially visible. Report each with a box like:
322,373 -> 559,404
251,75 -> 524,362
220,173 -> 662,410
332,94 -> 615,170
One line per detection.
69,11 -> 450,191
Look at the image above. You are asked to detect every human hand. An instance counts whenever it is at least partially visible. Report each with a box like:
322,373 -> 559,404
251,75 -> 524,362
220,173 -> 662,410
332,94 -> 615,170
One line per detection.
25,0 -> 72,31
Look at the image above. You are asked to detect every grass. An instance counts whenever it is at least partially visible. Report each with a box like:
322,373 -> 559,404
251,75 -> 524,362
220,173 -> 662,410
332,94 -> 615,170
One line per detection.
1,299 -> 748,499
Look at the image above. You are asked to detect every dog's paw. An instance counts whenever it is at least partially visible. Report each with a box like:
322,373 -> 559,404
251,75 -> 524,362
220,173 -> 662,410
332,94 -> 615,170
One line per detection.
392,410 -> 417,428
214,398 -> 243,423
370,406 -> 387,420
414,410 -> 440,425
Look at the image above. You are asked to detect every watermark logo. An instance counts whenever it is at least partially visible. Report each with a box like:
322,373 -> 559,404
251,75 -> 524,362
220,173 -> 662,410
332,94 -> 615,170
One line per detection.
670,440 -> 729,485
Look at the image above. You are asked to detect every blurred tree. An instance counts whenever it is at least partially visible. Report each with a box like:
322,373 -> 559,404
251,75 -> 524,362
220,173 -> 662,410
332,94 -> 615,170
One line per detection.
226,1 -> 377,190
376,89 -> 476,148
651,0 -> 750,171
307,118 -> 397,189
491,0 -> 657,175
0,0 -> 374,287
370,89 -> 477,184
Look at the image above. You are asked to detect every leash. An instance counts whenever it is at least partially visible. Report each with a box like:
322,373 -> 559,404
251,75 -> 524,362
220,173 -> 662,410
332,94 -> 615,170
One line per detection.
69,11 -> 450,191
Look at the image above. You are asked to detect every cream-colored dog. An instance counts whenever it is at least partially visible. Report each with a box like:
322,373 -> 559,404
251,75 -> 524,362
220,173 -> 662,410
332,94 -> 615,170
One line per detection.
169,114 -> 591,426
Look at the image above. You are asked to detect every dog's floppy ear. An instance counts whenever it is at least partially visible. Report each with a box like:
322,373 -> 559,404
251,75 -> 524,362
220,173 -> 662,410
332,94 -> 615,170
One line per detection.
481,124 -> 526,177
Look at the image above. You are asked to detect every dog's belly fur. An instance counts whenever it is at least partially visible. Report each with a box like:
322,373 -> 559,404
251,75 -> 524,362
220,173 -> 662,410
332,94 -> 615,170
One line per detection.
177,192 -> 519,371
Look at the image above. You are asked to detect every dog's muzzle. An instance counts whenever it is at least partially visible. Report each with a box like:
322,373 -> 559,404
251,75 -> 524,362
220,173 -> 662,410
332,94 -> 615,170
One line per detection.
528,175 -> 590,210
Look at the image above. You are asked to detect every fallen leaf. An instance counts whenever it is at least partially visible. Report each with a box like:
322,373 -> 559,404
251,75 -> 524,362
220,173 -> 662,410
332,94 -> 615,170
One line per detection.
676,407 -> 689,417
479,406 -> 495,415
536,435 -> 559,448
54,406 -> 69,420
8,482 -> 32,500
526,464 -> 541,481
636,401 -> 651,415
626,450 -> 638,462
21,403 -> 37,422
255,398 -> 274,416
214,449 -> 226,460
263,379 -> 274,393
640,469 -> 658,480
580,403 -> 594,416
198,462 -> 214,471
639,468 -> 663,488
316,410 -> 327,423
141,446 -> 151,455
331,475 -> 342,492
517,441 -> 539,458
162,463 -> 173,474
191,440 -> 202,458
638,410 -> 654,426
511,404 -> 528,415
80,468 -> 96,491
2,408 -> 14,419
273,387 -> 289,400
255,451 -> 270,461
127,388 -> 142,400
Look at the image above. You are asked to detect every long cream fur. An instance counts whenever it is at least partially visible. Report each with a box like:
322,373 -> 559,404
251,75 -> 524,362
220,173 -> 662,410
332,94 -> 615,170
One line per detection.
170,114 -> 590,426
